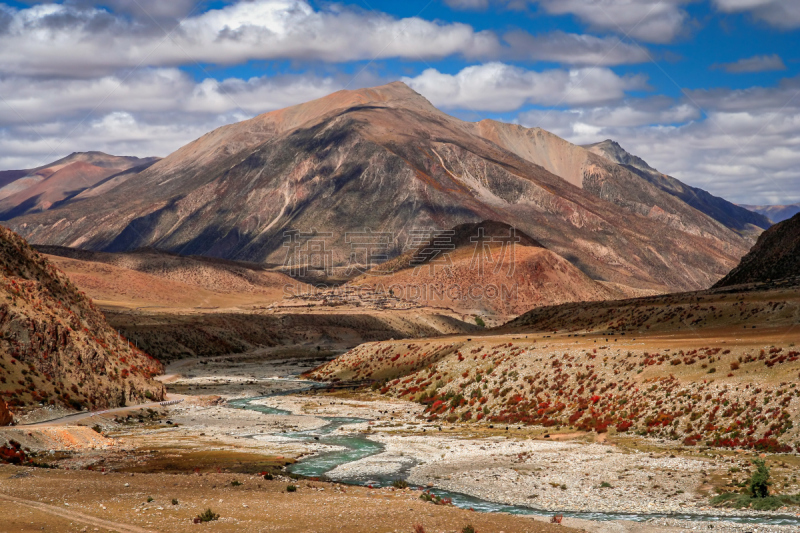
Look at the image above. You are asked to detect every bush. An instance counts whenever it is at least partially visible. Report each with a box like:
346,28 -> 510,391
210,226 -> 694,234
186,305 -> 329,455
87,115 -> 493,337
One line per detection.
262,472 -> 274,480
462,525 -> 476,533
392,479 -> 409,489
749,459 -> 771,498
420,491 -> 452,505
231,480 -> 241,487
172,499 -> 179,505
146,497 -> 153,503
196,509 -> 219,522
711,492 -> 800,511
600,481 -> 613,488
474,317 -> 486,328
286,484 -> 297,492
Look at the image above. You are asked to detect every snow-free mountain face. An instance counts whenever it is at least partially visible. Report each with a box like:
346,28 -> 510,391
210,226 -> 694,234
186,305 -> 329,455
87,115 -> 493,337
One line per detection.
584,139 -> 772,236
714,212 -> 800,288
0,226 -> 164,415
0,152 -> 159,219
3,82 -> 755,295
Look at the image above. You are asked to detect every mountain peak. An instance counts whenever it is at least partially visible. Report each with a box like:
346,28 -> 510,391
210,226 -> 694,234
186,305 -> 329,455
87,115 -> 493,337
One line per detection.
583,138 -> 656,173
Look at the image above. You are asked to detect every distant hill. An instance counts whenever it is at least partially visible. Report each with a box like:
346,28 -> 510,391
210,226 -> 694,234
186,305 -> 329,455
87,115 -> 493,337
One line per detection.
739,203 -> 800,224
714,212 -> 800,288
584,139 -> 771,235
0,152 -> 159,219
0,226 -> 164,417
352,220 -> 653,317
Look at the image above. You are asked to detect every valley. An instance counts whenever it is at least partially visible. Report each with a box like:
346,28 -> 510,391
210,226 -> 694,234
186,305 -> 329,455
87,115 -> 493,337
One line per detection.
2,83 -> 800,533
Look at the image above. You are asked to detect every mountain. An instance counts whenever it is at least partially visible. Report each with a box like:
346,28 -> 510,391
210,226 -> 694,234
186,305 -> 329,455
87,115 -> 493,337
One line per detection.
739,203 -> 800,224
0,152 -> 160,219
584,139 -> 772,235
352,220 -> 651,317
3,82 -> 754,295
714,212 -> 800,288
0,226 -> 164,417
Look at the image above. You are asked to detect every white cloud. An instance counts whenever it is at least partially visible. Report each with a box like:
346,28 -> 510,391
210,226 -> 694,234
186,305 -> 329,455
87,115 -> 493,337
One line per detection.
518,78 -> 800,204
446,0 -> 693,43
0,1 -> 501,77
0,68 -> 351,170
715,54 -> 787,73
713,0 -> 800,29
503,30 -> 649,66
536,0 -> 692,44
403,63 -> 647,111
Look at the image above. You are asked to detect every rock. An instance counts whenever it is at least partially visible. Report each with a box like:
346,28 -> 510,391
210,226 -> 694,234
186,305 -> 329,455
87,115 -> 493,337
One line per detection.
0,400 -> 13,426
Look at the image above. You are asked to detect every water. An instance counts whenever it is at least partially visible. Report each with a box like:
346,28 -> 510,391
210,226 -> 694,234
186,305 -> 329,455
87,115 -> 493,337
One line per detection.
230,393 -> 800,526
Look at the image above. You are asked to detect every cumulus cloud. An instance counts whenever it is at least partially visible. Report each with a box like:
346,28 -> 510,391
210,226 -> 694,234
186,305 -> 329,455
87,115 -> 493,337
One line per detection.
503,31 -> 649,66
0,1 -> 653,78
0,1 -> 501,77
0,68 -> 350,169
536,0 -> 692,44
715,54 -> 787,73
519,78 -> 800,204
713,0 -> 800,29
445,0 -> 693,43
403,63 -> 647,111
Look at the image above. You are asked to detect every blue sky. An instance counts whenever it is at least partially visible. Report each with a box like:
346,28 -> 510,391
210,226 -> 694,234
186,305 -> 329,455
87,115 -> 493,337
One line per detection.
0,0 -> 799,204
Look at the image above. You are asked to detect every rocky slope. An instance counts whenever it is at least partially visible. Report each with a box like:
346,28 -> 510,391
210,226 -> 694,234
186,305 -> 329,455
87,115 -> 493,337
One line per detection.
714,212 -> 800,288
5,83 -> 752,295
307,283 -> 800,452
0,152 -> 159,219
352,220 -> 641,318
0,226 -> 164,416
584,139 -> 771,235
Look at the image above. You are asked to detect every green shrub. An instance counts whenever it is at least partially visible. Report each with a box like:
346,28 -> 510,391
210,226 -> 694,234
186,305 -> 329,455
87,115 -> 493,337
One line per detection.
474,317 -> 486,328
392,479 -> 409,489
462,525 -> 476,533
146,497 -> 153,503
749,459 -> 771,498
171,499 -> 178,505
600,481 -> 613,488
286,484 -> 297,492
196,509 -> 219,522
231,480 -> 241,487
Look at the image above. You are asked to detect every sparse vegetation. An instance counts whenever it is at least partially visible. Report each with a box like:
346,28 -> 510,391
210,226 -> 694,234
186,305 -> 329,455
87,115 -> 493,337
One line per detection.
286,484 -> 297,492
195,509 -> 220,522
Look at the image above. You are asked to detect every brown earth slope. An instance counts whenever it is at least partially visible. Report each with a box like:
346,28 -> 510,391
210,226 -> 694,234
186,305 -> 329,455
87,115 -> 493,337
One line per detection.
35,246 -> 304,310
307,282 -> 800,452
0,226 -> 164,417
714,212 -> 800,288
0,152 -> 159,218
6,82 -> 752,295
351,220 -> 641,318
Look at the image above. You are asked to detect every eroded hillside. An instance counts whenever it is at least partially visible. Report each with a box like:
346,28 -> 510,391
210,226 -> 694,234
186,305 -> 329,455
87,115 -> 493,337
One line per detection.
307,285 -> 800,452
0,227 -> 164,417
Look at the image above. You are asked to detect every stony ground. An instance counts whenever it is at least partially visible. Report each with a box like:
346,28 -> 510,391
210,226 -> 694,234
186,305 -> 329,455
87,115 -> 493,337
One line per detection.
5,349 -> 800,533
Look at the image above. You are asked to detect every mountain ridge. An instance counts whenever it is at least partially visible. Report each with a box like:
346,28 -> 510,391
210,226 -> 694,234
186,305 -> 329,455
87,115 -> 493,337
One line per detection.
3,82 -> 754,298
584,139 -> 772,235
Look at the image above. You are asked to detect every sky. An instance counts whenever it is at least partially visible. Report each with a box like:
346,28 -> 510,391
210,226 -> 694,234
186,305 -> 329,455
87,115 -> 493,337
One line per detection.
0,1 -> 799,204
